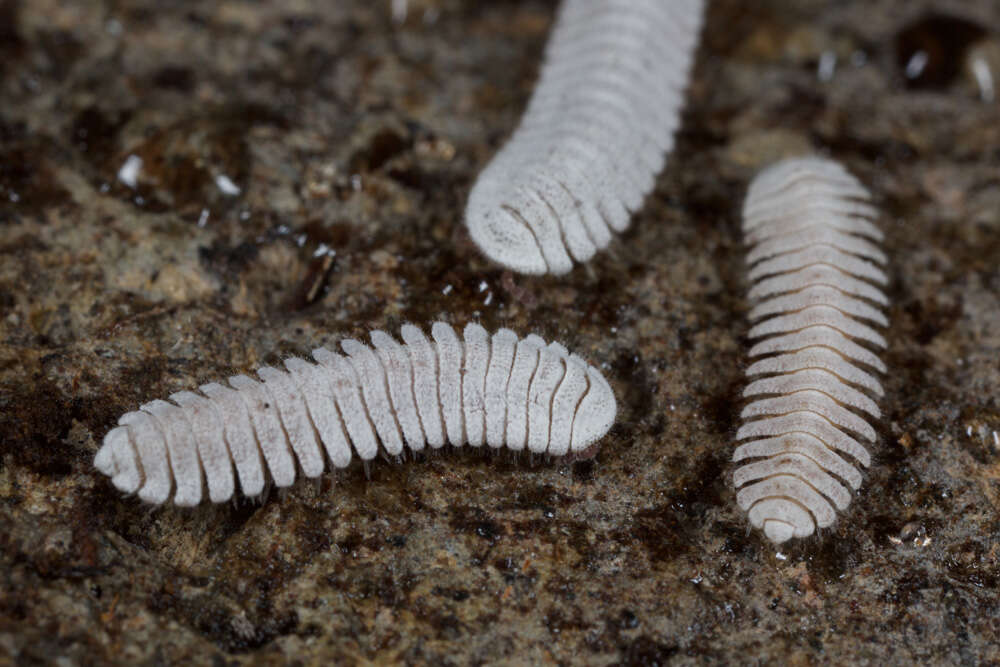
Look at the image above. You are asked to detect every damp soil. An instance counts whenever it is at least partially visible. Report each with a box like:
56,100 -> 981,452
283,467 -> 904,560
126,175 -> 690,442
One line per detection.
1,0 -> 998,664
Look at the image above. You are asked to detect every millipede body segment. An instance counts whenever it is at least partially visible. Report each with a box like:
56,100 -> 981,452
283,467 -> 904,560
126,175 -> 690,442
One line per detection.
464,0 -> 704,275
733,157 -> 890,544
94,323 -> 617,506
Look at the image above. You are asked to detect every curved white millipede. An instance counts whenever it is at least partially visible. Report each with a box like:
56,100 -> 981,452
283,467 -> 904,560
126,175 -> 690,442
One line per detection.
732,157 -> 890,544
465,0 -> 705,275
94,323 -> 617,506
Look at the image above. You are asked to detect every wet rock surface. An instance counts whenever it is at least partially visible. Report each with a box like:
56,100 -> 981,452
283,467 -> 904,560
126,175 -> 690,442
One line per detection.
1,0 -> 998,663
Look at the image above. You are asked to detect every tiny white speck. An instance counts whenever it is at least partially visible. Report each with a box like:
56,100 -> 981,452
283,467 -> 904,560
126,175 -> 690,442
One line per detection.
817,51 -> 836,82
478,281 -> 488,292
296,234 -> 307,247
484,291 -> 493,306
690,573 -> 702,584
970,56 -> 995,103
240,210 -> 252,221
9,192 -> 19,203
905,51 -> 928,80
117,154 -> 143,189
442,284 -> 453,295
775,552 -> 787,561
197,209 -> 210,228
314,243 -> 335,258
391,0 -> 407,23
351,174 -> 362,191
992,431 -> 998,447
214,174 -> 241,196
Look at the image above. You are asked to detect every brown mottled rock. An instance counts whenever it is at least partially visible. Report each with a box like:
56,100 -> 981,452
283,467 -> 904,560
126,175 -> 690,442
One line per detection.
1,0 -> 998,663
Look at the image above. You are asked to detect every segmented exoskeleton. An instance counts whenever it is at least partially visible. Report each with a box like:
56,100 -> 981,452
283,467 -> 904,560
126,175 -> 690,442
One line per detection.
733,157 -> 890,544
465,0 -> 704,275
94,322 -> 617,506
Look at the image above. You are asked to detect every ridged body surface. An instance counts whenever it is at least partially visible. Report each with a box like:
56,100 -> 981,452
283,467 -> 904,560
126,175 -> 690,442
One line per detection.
94,323 -> 617,506
733,157 -> 890,544
465,0 -> 704,275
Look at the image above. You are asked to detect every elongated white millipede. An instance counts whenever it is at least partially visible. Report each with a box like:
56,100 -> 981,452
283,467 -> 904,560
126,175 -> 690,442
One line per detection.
465,0 -> 704,275
94,322 -> 617,506
733,157 -> 890,544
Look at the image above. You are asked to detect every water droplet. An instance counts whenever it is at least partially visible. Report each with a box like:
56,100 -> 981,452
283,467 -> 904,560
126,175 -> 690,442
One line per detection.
116,154 -> 143,189
214,173 -> 241,196
817,51 -> 836,82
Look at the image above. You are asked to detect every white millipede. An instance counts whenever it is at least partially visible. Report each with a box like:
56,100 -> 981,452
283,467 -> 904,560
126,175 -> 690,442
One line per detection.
94,322 -> 617,506
464,0 -> 704,275
733,157 -> 890,544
